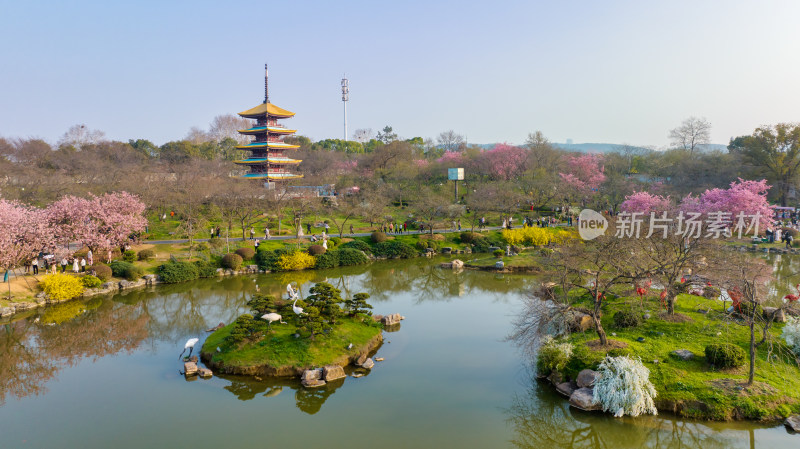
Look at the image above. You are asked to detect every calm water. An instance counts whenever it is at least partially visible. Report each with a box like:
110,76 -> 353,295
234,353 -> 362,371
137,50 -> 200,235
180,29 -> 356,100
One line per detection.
0,257 -> 795,448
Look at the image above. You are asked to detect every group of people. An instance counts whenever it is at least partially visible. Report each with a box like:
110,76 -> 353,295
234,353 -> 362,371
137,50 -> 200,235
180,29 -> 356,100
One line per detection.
24,250 -> 94,276
380,222 -> 408,234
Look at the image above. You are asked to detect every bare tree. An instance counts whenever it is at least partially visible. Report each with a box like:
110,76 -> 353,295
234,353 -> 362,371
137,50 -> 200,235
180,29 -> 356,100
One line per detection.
209,114 -> 252,144
669,117 -> 711,155
437,130 -> 465,152
58,124 -> 106,150
352,128 -> 373,144
184,126 -> 212,144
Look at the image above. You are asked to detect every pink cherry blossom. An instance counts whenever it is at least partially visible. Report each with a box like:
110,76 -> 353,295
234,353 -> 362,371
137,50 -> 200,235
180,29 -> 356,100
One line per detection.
620,191 -> 672,215
0,200 -> 52,270
483,143 -> 528,180
559,153 -> 606,194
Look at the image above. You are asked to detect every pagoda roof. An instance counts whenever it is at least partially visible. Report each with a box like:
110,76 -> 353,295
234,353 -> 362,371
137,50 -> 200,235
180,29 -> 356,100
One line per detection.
238,102 -> 295,118
236,173 -> 304,180
238,126 -> 296,135
234,157 -> 302,165
236,141 -> 300,150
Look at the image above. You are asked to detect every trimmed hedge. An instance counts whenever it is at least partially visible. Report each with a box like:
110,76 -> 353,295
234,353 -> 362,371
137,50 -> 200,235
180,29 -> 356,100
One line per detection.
705,343 -> 746,368
194,260 -> 219,278
255,248 -> 290,272
373,240 -> 416,259
91,264 -> 112,281
315,251 -> 339,269
81,274 -> 103,288
460,232 -> 484,244
138,249 -> 155,261
109,261 -> 143,281
122,250 -> 137,263
221,253 -> 243,270
338,248 -> 369,266
340,239 -> 371,254
308,244 -> 326,256
235,247 -> 256,260
158,261 -> 199,283
371,231 -> 387,243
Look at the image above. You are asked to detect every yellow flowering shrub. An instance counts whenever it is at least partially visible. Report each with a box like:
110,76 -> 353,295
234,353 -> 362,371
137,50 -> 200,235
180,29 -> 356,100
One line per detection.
39,273 -> 85,301
501,226 -> 578,246
277,251 -> 316,271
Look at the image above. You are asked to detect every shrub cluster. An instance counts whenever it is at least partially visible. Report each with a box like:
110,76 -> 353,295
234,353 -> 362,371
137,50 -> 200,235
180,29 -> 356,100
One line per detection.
307,244 -> 326,256
371,231 -> 387,243
536,336 -> 573,375
226,314 -> 265,345
330,237 -> 342,246
137,249 -> 155,261
277,251 -> 316,271
90,264 -> 112,281
122,250 -> 137,263
501,226 -> 575,246
158,260 -> 200,283
782,316 -> 800,358
80,274 -> 103,288
221,253 -> 243,270
109,261 -> 144,281
235,247 -> 256,260
339,239 -> 371,253
315,251 -> 339,269
493,249 -> 505,258
373,240 -> 417,258
613,310 -> 643,328
593,356 -> 658,417
459,232 -> 484,244
194,259 -> 218,278
338,248 -> 369,266
39,274 -> 85,301
705,343 -> 745,368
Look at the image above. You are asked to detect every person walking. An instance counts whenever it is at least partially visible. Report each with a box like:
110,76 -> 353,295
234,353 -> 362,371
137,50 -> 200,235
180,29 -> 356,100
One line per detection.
216,227 -> 221,238
80,258 -> 86,272
73,258 -> 79,273
61,257 -> 68,273
403,222 -> 407,233
265,227 -> 271,239
250,227 -> 255,240
324,223 -> 330,234
787,233 -> 794,249
210,228 -> 215,240
254,239 -> 260,250
350,224 -> 354,235
306,223 -> 312,234
457,219 -> 462,231
87,250 -> 93,266
32,258 -> 39,275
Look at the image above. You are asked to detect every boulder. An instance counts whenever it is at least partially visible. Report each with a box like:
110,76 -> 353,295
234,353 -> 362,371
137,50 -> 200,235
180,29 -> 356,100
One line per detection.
569,388 -> 600,411
785,415 -> 800,432
441,247 -> 452,254
188,355 -> 198,363
216,268 -> 224,276
671,349 -> 694,361
495,261 -> 505,269
143,274 -> 156,285
184,362 -> 198,376
451,259 -> 464,269
763,307 -> 786,323
361,358 -> 375,369
119,280 -> 131,289
354,353 -> 368,366
556,381 -> 577,397
0,307 -> 13,317
547,371 -> 564,385
13,302 -> 37,311
197,367 -> 213,378
101,282 -> 116,290
301,368 -> 322,382
576,369 -> 600,388
382,313 -> 403,326
322,364 -> 346,382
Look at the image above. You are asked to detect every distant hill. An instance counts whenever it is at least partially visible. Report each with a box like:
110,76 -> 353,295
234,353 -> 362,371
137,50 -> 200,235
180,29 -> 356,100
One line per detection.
471,142 -> 730,153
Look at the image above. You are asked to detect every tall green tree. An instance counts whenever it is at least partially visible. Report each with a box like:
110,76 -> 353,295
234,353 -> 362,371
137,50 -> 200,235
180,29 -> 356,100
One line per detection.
730,123 -> 800,206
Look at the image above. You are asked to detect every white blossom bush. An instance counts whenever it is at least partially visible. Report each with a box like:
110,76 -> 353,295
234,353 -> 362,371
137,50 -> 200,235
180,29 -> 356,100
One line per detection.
782,316 -> 800,358
593,355 -> 658,417
536,336 -> 574,374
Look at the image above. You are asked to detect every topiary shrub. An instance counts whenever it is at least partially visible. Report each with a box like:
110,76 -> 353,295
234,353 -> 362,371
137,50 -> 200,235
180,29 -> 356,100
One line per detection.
307,244 -> 326,256
39,273 -> 83,301
235,247 -> 256,260
337,248 -> 369,266
340,239 -> 372,254
613,310 -> 643,328
122,250 -> 137,263
472,239 -> 491,253
194,259 -> 219,278
536,336 -> 573,375
225,314 -> 265,345
80,274 -> 103,288
137,249 -> 155,261
221,253 -> 243,270
593,356 -> 658,417
373,240 -> 417,258
782,316 -> 800,359
371,231 -> 387,243
315,251 -> 340,269
91,264 -> 112,281
460,232 -> 484,244
330,237 -> 342,246
157,261 -> 199,283
39,274 -> 85,301
109,260 -> 143,281
255,248 -> 290,272
493,249 -> 505,258
705,343 -> 746,368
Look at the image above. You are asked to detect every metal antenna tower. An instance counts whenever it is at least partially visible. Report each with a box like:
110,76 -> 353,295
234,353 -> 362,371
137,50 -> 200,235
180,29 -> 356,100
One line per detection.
341,75 -> 349,142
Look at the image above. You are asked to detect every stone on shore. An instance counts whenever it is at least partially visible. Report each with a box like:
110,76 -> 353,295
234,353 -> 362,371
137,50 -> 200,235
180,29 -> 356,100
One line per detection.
197,367 -> 213,378
556,381 -> 577,397
361,358 -> 375,369
382,313 -> 403,326
302,379 -> 326,388
184,362 -> 198,376
763,307 -> 786,323
322,364 -> 346,382
785,415 -> 800,432
301,368 -> 323,382
576,369 -> 600,388
569,388 -> 600,411
671,349 -> 694,361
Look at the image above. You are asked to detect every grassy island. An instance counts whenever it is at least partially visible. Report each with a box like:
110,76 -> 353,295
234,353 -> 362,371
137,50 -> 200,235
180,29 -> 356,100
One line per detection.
200,281 -> 384,377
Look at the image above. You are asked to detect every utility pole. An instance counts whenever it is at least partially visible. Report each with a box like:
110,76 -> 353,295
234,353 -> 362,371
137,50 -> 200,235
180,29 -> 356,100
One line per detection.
341,76 -> 349,143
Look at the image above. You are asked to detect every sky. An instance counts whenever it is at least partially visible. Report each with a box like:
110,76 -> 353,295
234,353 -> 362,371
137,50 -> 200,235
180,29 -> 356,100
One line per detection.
1,0 -> 799,148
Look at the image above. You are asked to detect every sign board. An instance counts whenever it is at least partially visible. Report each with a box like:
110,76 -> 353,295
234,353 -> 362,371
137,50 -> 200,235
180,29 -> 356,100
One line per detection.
447,168 -> 464,181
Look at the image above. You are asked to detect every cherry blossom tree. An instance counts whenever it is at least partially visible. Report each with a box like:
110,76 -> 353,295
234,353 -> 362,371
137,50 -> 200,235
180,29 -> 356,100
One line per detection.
559,154 -> 606,204
483,143 -> 528,180
620,192 -> 672,215
679,179 -> 772,230
0,200 -> 52,273
437,151 -> 464,165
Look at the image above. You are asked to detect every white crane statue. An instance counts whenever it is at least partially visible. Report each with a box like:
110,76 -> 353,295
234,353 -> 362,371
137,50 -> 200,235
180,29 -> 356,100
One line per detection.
179,338 -> 199,360
287,283 -> 305,316
261,312 -> 287,330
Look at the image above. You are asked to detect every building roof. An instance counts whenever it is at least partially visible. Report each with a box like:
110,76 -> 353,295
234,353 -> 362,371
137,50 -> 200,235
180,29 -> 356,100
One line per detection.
238,126 -> 297,135
235,141 -> 300,150
238,102 -> 295,118
234,157 -> 302,165
236,172 -> 304,180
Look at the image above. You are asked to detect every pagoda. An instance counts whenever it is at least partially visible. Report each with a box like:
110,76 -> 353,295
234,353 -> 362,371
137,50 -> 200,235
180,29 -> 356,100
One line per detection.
234,64 -> 303,182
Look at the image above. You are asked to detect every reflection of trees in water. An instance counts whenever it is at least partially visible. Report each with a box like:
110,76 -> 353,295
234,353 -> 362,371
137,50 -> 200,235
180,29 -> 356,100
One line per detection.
220,374 -> 344,415
295,378 -> 344,415
0,299 -> 149,405
765,253 -> 800,305
506,379 -> 737,449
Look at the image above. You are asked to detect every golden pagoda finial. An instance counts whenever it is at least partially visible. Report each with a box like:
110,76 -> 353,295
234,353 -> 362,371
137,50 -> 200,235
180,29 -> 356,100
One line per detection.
264,64 -> 269,103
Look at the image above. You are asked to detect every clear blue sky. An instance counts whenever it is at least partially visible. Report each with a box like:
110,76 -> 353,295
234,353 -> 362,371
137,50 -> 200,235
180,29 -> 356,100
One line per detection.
1,0 -> 799,147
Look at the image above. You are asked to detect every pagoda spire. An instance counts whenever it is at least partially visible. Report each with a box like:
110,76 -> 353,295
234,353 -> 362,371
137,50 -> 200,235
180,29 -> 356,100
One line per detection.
264,64 -> 269,104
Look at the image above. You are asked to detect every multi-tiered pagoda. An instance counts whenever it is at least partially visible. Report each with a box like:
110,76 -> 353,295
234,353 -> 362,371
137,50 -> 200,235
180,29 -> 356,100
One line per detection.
234,65 -> 303,182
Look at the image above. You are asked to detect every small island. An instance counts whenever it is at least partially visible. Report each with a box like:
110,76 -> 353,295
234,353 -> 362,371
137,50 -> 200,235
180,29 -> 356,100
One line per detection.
200,282 -> 391,379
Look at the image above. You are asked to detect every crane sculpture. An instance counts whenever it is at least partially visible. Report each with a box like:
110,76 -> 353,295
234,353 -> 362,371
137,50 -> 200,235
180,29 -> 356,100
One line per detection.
287,283 -> 305,316
261,312 -> 287,330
